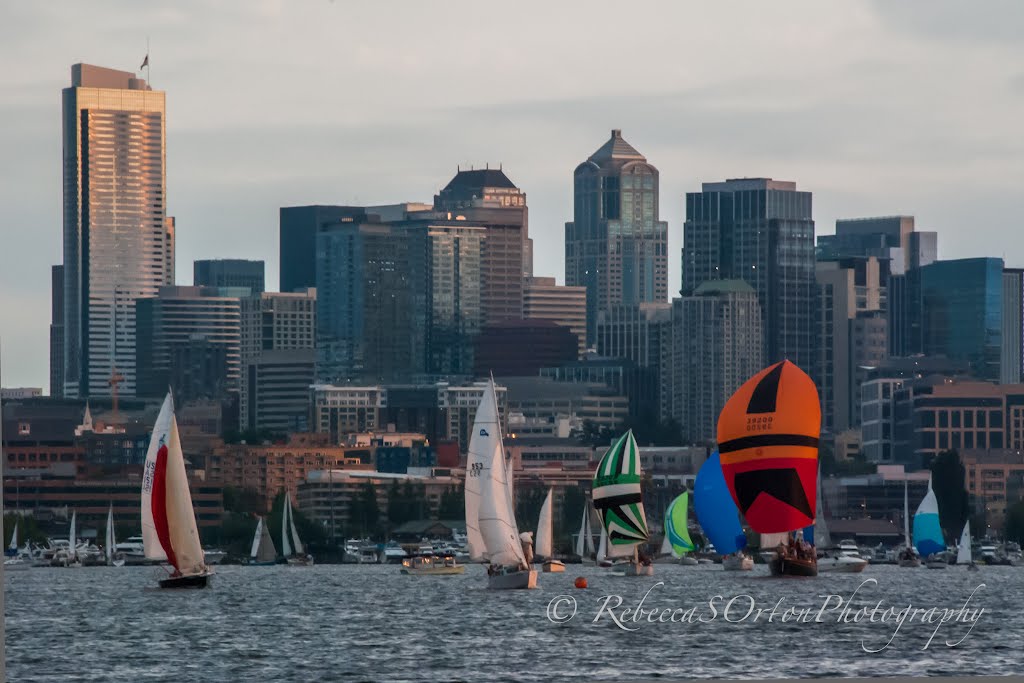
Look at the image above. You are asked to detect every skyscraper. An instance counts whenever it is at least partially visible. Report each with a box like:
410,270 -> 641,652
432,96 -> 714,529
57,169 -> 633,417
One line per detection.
1002,268 -> 1023,385
683,178 -> 815,370
565,130 -> 668,344
279,205 -> 373,293
523,276 -> 588,358
240,289 -> 316,366
194,259 -> 265,294
62,64 -> 172,398
49,265 -> 65,397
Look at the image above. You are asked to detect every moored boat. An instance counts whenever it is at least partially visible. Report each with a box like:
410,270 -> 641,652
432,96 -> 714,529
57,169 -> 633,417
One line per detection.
400,553 -> 465,575
721,553 -> 754,571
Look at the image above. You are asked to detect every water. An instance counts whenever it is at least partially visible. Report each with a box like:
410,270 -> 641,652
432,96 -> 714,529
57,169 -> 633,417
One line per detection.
5,563 -> 1021,681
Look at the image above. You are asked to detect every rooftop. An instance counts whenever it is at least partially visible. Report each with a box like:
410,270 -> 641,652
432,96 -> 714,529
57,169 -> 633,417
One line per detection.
588,129 -> 646,163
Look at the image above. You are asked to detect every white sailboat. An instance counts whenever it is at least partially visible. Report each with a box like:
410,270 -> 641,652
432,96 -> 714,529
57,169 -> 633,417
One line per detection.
282,491 -> 313,566
898,476 -> 921,567
106,505 -> 125,567
574,502 -> 595,563
957,521 -> 978,571
3,520 -> 30,571
535,488 -> 564,573
141,392 -> 213,588
811,472 -> 867,573
464,378 -> 537,589
249,517 -> 278,566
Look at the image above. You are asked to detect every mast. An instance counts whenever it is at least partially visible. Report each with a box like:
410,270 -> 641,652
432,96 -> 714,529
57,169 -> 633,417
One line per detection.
903,476 -> 911,549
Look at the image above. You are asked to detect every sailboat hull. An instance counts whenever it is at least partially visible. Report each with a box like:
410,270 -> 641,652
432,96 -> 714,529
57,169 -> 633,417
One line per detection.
899,557 -> 921,568
159,573 -> 211,589
769,555 -> 818,577
286,555 -> 314,566
247,560 -> 277,567
542,560 -> 565,573
722,555 -> 754,571
487,569 -> 538,589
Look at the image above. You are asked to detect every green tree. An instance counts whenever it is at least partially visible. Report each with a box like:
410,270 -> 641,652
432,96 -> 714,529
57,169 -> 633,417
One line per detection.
559,485 -> 587,554
4,513 -> 48,548
1006,500 -> 1024,546
514,479 -> 549,539
437,484 -> 465,520
386,480 -> 406,526
930,450 -> 970,540
266,489 -> 328,554
222,486 -> 265,514
349,482 -> 380,537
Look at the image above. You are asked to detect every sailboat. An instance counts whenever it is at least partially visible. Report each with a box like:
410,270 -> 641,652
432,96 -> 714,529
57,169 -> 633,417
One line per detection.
3,520 -> 30,571
282,491 -> 313,566
662,492 -> 698,565
898,476 -> 922,567
248,517 -> 278,566
694,451 -> 753,570
809,471 -> 867,573
141,392 -> 213,588
913,475 -> 947,569
6,519 -> 18,557
54,511 -> 82,567
106,505 -> 125,567
464,378 -> 537,589
957,521 -> 978,571
718,361 -> 822,577
593,430 -> 652,577
574,501 -> 596,564
535,488 -> 564,573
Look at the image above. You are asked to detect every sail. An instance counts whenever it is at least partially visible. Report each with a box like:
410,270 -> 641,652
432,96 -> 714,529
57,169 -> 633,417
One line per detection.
69,511 -> 77,560
477,436 -> 528,567
281,496 -> 293,557
665,492 -> 694,556
659,533 -> 672,556
250,518 -> 264,558
760,532 -> 789,549
506,456 -> 515,511
287,492 -> 304,555
592,430 -> 649,553
141,393 -> 207,575
596,526 -> 608,562
718,361 -> 821,534
465,380 -> 502,562
575,504 -> 589,557
957,521 -> 972,565
9,521 -> 18,552
585,510 -> 595,555
535,489 -> 554,559
694,451 -> 747,555
258,517 -> 277,562
105,505 -> 115,563
912,478 -> 945,557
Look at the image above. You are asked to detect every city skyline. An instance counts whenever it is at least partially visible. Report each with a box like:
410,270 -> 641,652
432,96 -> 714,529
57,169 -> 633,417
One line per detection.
3,1 -> 1024,388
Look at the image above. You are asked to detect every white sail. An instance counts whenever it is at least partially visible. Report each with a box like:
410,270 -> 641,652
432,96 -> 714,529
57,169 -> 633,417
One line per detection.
957,521 -> 972,565
250,518 -> 264,559
535,489 -> 554,559
596,526 -> 608,562
585,511 -> 594,554
506,456 -> 515,511
281,497 -> 293,557
141,393 -> 207,576
761,532 -> 789,549
575,504 -> 588,557
105,505 -> 115,563
69,511 -> 77,560
478,437 -> 527,567
254,517 -> 277,562
659,533 -> 672,557
9,520 -> 18,551
286,491 -> 304,555
465,380 -> 502,562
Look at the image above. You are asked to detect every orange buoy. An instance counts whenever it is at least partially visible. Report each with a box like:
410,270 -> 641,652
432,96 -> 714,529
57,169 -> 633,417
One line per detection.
717,360 -> 821,533
574,577 -> 588,589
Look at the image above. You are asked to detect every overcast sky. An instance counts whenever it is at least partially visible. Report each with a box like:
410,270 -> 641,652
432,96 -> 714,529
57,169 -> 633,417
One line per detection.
2,0 -> 1023,390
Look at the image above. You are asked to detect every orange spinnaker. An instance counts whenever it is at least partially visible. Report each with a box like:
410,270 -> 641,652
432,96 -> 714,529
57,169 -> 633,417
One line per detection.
717,360 -> 821,533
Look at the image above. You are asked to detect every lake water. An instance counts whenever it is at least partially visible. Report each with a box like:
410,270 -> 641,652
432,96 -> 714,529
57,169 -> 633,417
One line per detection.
4,563 -> 1021,681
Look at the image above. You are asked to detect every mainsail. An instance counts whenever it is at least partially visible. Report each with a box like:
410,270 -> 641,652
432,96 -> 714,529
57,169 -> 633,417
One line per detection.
535,488 -> 554,559
592,430 -> 649,555
141,393 -> 207,576
574,503 -> 594,558
665,492 -> 694,557
465,379 -> 502,562
957,521 -> 972,565
69,511 -> 77,561
105,505 -> 116,564
718,361 -> 821,534
8,520 -> 18,553
251,517 -> 277,563
693,451 -> 747,555
912,476 -> 945,557
283,491 -> 304,556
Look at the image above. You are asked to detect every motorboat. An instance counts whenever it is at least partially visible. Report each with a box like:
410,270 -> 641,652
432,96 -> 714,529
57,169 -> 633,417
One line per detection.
381,541 -> 408,564
400,554 -> 465,576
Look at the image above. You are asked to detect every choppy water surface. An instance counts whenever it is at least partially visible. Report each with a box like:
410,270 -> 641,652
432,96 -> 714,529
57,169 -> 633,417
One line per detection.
5,563 -> 1021,681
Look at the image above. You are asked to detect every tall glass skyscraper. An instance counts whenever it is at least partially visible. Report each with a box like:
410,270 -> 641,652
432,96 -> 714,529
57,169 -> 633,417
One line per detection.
565,130 -> 668,345
62,64 -> 172,398
683,178 -> 816,371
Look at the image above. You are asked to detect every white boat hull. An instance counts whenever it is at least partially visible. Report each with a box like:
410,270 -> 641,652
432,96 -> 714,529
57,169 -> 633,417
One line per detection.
818,556 -> 869,573
401,565 -> 465,576
542,560 -> 565,573
722,555 -> 754,571
487,569 -> 538,589
678,556 -> 699,566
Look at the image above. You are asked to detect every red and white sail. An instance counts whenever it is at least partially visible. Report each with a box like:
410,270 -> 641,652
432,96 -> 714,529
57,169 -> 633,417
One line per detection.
141,393 -> 207,576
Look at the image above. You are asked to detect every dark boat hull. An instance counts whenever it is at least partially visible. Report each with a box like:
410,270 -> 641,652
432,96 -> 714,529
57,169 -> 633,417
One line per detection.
769,555 -> 817,577
159,573 -> 211,589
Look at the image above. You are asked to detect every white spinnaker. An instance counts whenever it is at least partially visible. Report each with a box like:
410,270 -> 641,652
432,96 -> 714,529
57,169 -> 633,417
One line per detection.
465,380 -> 501,562
957,521 -> 972,565
281,495 -> 293,557
287,492 -> 304,555
535,489 -> 554,559
141,394 -> 175,561
251,518 -> 264,559
163,413 -> 206,574
478,437 -> 527,567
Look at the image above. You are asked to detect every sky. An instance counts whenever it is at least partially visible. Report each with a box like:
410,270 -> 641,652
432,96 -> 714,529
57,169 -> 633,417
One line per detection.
1,0 -> 1023,390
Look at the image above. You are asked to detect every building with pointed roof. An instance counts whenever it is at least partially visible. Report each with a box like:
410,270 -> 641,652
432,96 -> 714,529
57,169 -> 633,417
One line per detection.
565,130 -> 668,345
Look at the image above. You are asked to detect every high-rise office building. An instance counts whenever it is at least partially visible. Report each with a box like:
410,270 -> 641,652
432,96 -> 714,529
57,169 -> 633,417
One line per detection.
683,178 -> 815,371
165,217 -> 176,285
240,349 -> 315,432
240,289 -> 316,366
522,276 -> 587,358
62,64 -> 172,397
135,286 -> 243,400
815,257 -> 889,433
668,281 -> 763,443
50,265 -> 65,397
565,130 -> 669,345
1002,268 -> 1024,385
279,205 -> 373,293
195,259 -> 265,294
433,168 -> 531,325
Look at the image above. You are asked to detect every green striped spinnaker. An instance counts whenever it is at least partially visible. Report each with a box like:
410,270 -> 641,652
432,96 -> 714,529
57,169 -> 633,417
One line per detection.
665,491 -> 694,555
592,430 -> 649,548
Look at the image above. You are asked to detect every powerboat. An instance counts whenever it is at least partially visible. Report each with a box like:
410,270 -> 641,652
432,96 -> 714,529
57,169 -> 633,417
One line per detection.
381,541 -> 408,564
400,553 -> 465,576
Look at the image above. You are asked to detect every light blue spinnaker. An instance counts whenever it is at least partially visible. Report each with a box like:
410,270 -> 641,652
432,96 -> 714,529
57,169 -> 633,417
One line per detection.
913,477 -> 945,557
693,451 -> 747,555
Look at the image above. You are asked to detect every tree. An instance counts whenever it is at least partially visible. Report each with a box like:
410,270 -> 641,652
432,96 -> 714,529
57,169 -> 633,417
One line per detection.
559,485 -> 587,554
3,513 -> 48,547
349,482 -> 380,538
930,450 -> 970,540
222,486 -> 265,514
514,480 -> 549,539
1006,500 -> 1024,546
576,420 -> 615,447
438,484 -> 465,520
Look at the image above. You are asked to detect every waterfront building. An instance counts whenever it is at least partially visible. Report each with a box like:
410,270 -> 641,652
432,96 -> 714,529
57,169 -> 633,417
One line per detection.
961,450 -> 1024,533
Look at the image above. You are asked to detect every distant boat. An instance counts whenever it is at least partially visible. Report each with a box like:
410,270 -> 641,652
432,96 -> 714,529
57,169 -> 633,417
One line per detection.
465,378 -> 537,589
913,475 -> 947,569
249,517 -> 278,566
4,521 -> 30,571
535,488 -> 564,573
281,492 -> 313,566
141,392 -> 213,588
809,471 -> 867,574
106,504 -> 125,567
718,361 -> 821,577
957,521 -> 978,571
898,476 -> 922,567
694,451 -> 752,570
662,492 -> 697,565
574,501 -> 596,564
6,519 -> 19,557
53,512 -> 82,568
593,430 -> 652,577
